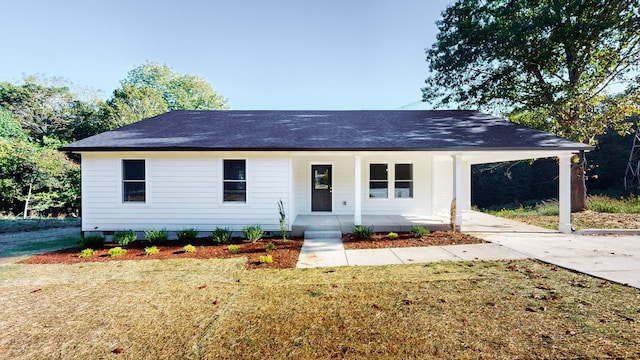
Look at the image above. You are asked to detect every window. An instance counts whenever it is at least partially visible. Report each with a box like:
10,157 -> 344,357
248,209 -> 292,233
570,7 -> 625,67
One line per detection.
224,160 -> 246,202
369,164 -> 388,198
395,164 -> 413,198
123,160 -> 145,202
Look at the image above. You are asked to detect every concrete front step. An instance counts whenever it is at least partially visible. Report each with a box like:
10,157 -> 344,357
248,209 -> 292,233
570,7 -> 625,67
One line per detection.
304,230 -> 343,239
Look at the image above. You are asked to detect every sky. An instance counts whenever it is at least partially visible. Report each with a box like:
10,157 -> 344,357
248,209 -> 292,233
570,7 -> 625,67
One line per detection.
1,0 -> 453,110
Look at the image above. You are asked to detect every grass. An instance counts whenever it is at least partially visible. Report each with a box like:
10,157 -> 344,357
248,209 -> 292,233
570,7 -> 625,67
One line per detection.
0,217 -> 80,233
0,236 -> 80,258
0,259 -> 638,359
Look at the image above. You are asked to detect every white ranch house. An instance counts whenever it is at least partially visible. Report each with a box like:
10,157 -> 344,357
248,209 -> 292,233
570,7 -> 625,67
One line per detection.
61,110 -> 593,236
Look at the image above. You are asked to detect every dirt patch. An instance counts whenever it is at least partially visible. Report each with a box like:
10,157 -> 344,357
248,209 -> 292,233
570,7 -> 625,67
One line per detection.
19,237 -> 303,270
343,231 -> 484,250
502,210 -> 640,230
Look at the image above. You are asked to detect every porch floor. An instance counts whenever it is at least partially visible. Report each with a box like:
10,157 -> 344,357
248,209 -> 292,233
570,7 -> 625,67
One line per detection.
291,214 -> 450,236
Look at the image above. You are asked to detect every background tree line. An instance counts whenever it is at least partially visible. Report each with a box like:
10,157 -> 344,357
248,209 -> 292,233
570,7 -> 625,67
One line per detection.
0,62 -> 228,217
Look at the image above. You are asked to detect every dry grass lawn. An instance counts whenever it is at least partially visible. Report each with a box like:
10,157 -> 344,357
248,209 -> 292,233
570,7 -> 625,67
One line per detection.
0,258 -> 638,359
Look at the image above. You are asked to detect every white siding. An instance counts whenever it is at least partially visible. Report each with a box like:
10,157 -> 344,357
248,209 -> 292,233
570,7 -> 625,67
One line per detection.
431,156 -> 454,216
81,152 -> 290,232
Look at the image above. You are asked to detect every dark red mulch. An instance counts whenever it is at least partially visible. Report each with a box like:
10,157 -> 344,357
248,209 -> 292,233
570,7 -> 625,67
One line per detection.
19,237 -> 303,270
342,231 -> 485,250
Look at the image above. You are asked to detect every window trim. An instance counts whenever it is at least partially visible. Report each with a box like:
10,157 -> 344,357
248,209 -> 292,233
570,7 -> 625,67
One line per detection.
367,162 -> 414,200
221,159 -> 248,204
394,163 -> 413,199
122,159 -> 146,204
369,163 -> 389,199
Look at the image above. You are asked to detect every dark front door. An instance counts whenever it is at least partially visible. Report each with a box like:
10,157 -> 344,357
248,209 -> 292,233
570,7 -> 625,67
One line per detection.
312,165 -> 332,212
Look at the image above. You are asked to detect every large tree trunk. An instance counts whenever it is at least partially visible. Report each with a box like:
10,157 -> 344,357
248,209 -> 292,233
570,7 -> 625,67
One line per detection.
571,153 -> 587,212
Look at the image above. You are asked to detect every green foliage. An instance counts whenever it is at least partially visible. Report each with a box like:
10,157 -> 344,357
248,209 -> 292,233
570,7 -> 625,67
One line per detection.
242,225 -> 264,242
145,228 -> 168,245
81,234 -> 104,248
177,228 -> 199,242
227,244 -> 240,254
107,247 -> 127,257
265,241 -> 276,252
586,195 -> 640,214
490,202 -> 560,217
0,107 -> 27,141
259,254 -> 273,264
113,230 -> 137,246
211,227 -> 232,244
410,225 -> 430,238
144,246 -> 159,256
78,248 -> 94,258
387,232 -> 399,240
277,199 -> 287,240
183,244 -> 196,253
352,225 -> 374,239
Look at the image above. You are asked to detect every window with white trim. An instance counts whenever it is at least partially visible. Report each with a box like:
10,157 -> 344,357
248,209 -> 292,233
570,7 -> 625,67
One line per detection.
369,163 -> 388,198
122,160 -> 145,202
223,160 -> 246,202
394,163 -> 413,198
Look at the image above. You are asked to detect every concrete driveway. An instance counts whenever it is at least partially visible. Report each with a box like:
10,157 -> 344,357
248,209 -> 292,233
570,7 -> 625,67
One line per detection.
462,211 -> 640,289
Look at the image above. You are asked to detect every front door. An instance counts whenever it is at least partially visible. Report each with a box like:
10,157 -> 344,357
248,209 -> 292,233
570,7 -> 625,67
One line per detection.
312,165 -> 332,211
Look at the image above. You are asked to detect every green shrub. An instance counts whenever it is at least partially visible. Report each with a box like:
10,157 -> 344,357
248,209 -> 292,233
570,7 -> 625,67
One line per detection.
145,229 -> 168,245
265,241 -> 276,251
242,225 -> 264,242
144,246 -> 159,256
177,228 -> 199,241
410,225 -> 430,238
113,230 -> 137,246
108,247 -> 127,257
227,244 -> 240,254
183,244 -> 196,253
387,232 -> 399,240
259,254 -> 273,264
78,248 -> 94,258
352,225 -> 374,239
212,227 -> 232,244
81,235 -> 104,248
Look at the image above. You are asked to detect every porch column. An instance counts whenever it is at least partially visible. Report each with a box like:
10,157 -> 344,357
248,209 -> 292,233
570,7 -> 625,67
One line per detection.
452,155 -> 463,229
354,155 -> 362,225
558,154 -> 572,233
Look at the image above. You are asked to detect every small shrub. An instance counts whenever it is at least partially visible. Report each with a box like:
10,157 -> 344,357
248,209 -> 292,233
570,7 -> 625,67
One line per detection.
410,225 -> 430,238
259,254 -> 273,264
177,228 -> 199,241
227,244 -> 240,254
212,227 -> 232,244
352,225 -> 374,239
81,235 -> 104,248
144,246 -> 159,256
145,228 -> 168,245
265,241 -> 276,251
108,247 -> 127,257
278,199 -> 287,240
113,230 -> 137,246
387,232 -> 399,240
242,225 -> 264,242
183,244 -> 196,253
78,248 -> 94,258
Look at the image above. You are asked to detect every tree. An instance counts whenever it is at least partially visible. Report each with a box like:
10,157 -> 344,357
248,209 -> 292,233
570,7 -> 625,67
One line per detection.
423,0 -> 640,211
102,62 -> 229,128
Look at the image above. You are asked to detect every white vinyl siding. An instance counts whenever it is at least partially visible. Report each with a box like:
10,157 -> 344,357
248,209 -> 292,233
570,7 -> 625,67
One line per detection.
80,152 -> 290,232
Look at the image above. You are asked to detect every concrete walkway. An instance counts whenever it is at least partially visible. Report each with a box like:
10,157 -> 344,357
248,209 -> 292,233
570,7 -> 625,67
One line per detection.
297,211 -> 640,289
462,211 -> 640,289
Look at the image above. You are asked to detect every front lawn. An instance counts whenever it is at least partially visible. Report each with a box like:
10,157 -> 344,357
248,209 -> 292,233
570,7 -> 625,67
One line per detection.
0,259 -> 638,359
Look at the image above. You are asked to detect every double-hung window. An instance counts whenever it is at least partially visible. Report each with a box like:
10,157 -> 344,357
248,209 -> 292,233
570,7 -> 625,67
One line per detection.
394,164 -> 413,198
369,164 -> 388,198
122,160 -> 145,202
223,160 -> 246,202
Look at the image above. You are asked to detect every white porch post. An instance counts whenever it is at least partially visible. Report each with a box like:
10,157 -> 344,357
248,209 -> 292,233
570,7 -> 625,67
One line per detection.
354,155 -> 362,226
558,154 -> 572,233
452,155 -> 463,229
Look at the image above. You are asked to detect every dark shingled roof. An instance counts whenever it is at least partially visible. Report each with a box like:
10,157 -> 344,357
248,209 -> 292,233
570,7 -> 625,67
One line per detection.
61,110 -> 594,152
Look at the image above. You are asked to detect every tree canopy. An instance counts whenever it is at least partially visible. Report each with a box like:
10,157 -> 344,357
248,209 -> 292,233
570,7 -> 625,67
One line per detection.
423,0 -> 640,144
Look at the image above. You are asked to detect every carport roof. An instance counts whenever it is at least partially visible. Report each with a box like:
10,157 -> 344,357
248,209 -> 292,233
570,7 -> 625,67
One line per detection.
61,110 -> 594,152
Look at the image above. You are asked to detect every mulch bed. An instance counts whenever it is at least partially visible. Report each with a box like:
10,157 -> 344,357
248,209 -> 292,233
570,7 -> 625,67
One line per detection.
19,231 -> 485,269
19,237 -> 304,270
342,231 -> 485,250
